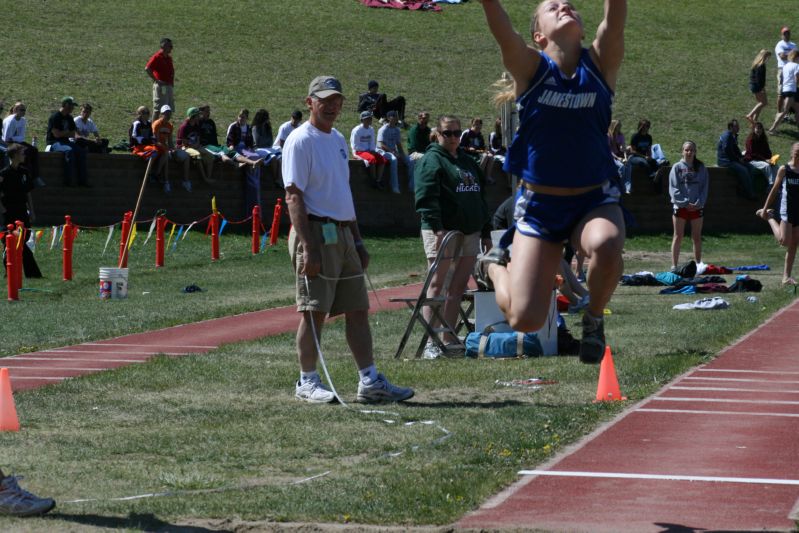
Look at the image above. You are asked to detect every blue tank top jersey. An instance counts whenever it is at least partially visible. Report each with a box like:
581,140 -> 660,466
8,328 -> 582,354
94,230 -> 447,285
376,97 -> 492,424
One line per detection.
505,48 -> 617,188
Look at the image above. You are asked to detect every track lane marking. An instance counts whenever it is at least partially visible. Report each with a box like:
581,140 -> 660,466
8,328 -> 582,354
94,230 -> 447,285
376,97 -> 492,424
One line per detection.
517,470 -> 799,485
637,408 -> 799,418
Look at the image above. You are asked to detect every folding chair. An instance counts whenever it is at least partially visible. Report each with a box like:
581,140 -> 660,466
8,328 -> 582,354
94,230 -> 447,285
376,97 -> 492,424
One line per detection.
391,230 -> 465,359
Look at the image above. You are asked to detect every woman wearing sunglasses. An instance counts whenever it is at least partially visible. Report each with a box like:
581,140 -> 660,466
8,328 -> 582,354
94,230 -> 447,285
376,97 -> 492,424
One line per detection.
414,115 -> 493,359
475,0 -> 627,364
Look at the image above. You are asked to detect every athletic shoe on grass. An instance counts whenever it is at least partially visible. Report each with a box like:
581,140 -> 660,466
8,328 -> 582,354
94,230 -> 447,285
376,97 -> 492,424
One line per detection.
0,476 -> 55,517
295,378 -> 335,404
579,313 -> 606,364
474,247 -> 510,291
356,373 -> 414,403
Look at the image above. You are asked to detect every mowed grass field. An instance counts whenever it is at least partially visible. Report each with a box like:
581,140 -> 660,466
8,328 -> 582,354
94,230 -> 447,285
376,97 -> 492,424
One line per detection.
2,0 -> 799,530
0,231 -> 796,530
5,1 -> 799,162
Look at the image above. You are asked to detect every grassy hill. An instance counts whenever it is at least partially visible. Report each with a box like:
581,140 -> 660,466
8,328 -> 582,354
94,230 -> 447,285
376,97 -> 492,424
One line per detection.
5,1 -> 799,164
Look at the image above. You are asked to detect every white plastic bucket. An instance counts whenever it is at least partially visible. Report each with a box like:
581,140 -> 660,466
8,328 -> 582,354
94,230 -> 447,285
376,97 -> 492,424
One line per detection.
99,267 -> 128,300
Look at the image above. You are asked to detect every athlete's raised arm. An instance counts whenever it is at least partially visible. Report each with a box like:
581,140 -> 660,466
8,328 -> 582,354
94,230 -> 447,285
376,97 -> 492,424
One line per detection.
590,0 -> 626,91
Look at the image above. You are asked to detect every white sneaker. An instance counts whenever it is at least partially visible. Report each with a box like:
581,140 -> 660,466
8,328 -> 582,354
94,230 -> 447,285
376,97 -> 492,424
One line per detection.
295,378 -> 335,404
422,342 -> 442,360
0,476 -> 55,517
357,373 -> 414,403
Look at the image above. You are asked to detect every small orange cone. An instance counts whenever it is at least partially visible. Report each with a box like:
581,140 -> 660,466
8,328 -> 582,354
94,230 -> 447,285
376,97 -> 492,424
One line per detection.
0,368 -> 20,431
594,346 -> 627,402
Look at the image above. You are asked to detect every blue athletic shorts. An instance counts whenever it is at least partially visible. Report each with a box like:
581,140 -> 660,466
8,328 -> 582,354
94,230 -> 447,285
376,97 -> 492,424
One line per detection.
512,180 -> 621,243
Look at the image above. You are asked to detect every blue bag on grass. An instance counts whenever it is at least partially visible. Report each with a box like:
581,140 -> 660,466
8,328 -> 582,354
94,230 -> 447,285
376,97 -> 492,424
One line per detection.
465,331 -> 543,358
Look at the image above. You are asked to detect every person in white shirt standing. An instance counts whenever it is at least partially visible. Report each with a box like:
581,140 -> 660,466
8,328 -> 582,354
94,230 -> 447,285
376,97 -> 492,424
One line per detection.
768,49 -> 799,134
283,75 -> 414,404
775,26 -> 797,114
2,101 -> 43,186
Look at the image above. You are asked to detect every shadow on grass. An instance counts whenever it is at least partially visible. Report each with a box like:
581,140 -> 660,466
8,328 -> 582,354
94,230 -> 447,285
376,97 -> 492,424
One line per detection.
46,512 -> 231,532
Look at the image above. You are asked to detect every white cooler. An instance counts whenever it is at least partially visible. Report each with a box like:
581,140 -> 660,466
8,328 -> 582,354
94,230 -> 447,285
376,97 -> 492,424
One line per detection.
473,289 -> 558,356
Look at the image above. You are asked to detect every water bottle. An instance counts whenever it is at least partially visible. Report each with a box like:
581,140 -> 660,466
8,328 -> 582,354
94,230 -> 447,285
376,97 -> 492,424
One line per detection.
31,136 -> 38,148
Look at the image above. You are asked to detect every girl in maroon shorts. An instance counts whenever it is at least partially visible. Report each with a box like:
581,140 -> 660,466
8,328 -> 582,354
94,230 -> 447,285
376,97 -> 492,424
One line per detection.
668,140 -> 708,270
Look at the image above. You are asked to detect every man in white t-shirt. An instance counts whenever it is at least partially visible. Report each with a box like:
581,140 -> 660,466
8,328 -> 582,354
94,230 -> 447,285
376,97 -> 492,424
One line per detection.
775,26 -> 797,113
350,110 -> 387,189
2,102 -> 43,185
273,110 -> 303,149
282,75 -> 414,405
73,103 -> 109,153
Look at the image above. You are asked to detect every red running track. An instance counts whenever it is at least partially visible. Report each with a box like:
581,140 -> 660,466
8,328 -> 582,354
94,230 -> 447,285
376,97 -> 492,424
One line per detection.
2,284 -> 421,392
458,299 -> 799,532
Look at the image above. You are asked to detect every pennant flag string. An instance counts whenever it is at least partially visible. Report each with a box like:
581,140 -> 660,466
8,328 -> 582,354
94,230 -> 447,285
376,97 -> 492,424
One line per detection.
102,225 -> 115,256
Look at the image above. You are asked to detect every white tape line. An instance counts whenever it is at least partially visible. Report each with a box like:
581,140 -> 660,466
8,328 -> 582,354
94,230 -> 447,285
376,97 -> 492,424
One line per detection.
637,408 -> 799,418
685,376 -> 799,384
85,343 -> 217,349
6,366 -> 108,372
669,386 -> 799,394
517,470 -> 799,485
696,368 -> 799,375
8,357 -> 145,363
653,396 -> 799,406
41,350 -> 188,356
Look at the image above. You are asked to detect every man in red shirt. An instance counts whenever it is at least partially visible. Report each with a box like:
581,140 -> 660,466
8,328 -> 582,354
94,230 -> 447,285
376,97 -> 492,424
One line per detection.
145,38 -> 174,121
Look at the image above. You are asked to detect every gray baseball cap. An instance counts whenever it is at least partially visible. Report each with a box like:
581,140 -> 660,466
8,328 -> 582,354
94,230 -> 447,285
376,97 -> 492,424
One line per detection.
308,76 -> 343,98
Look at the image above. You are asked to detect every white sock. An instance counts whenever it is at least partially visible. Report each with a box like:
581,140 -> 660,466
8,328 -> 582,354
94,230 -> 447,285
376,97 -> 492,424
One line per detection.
300,370 -> 320,384
359,364 -> 378,385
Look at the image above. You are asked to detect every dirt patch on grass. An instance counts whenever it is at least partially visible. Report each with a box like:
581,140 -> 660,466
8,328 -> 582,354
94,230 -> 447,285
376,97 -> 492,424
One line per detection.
622,250 -> 672,263
161,518 -> 452,532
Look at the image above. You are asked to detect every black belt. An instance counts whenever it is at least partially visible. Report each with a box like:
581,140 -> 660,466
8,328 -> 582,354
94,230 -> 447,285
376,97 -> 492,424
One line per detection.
308,214 -> 352,227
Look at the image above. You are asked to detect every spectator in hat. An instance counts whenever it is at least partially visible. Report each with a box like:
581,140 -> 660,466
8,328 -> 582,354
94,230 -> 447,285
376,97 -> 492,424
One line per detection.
176,107 -> 215,183
0,143 -> 42,277
283,74 -> 414,404
145,37 -> 175,121
45,97 -> 89,187
357,80 -> 406,125
350,110 -> 387,189
2,101 -> 42,186
152,104 -> 192,192
377,110 -> 414,193
74,103 -> 109,154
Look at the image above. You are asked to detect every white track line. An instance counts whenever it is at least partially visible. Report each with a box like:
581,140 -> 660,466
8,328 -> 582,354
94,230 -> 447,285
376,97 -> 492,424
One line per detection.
653,396 -> 799,406
684,376 -> 799,384
669,386 -> 799,394
6,366 -> 108,372
40,350 -> 188,356
6,357 -> 144,363
696,368 -> 799,375
517,470 -> 799,486
86,342 -> 216,349
638,408 -> 799,418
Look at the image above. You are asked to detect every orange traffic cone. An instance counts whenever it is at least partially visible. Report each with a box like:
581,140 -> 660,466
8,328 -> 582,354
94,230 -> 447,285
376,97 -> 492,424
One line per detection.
0,368 -> 20,431
594,346 -> 627,402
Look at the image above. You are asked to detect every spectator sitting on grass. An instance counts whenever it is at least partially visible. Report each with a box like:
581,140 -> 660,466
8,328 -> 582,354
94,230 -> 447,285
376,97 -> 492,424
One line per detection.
74,103 -> 109,154
176,107 -> 215,183
717,118 -> 757,200
357,80 -> 406,125
350,110 -> 387,190
152,104 -> 192,192
377,110 -> 413,193
129,106 -> 168,190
